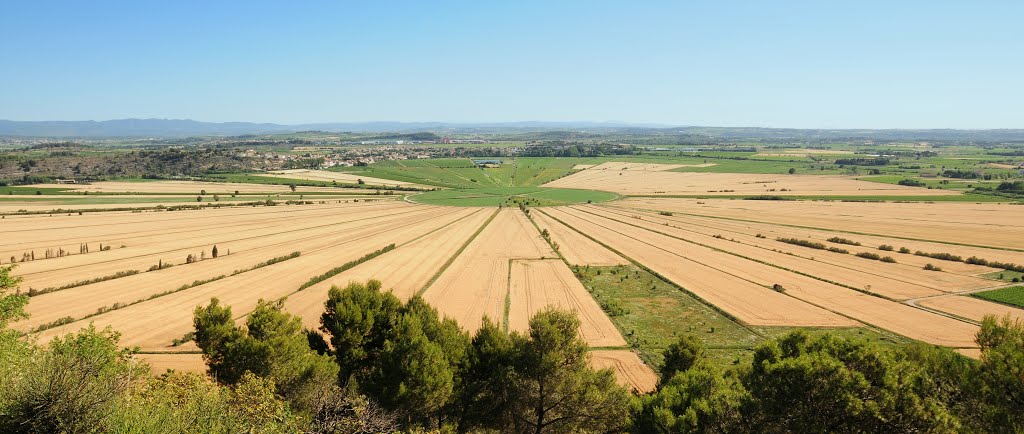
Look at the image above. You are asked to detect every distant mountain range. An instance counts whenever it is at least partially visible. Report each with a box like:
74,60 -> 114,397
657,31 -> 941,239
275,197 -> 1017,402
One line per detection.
1,118 -> 1023,142
0,119 -> 669,138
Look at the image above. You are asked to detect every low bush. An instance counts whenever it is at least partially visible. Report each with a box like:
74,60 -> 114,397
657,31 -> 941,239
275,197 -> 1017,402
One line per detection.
855,252 -> 882,260
827,237 -> 861,246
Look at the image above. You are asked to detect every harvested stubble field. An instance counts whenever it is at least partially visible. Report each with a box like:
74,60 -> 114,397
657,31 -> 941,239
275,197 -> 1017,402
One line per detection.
544,163 -> 959,196
531,211 -> 628,266
26,202 -> 467,350
422,209 -> 557,332
616,198 -> 1024,251
17,164 -> 1024,390
263,169 -> 429,188
507,259 -> 625,347
587,206 -> 1000,300
917,295 -> 1024,322
29,180 -> 352,194
539,207 -> 855,328
589,350 -> 658,393
543,206 -> 981,348
283,208 -> 494,330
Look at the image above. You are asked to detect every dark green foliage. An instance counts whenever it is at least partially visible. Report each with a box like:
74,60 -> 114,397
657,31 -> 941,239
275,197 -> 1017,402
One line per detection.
975,315 -> 1024,430
914,251 -> 964,262
776,237 -> 826,250
363,296 -> 470,425
320,279 -> 402,382
0,265 -> 27,330
320,282 -> 630,432
631,365 -> 746,433
193,298 -> 339,412
298,244 -> 395,291
659,335 -> 705,385
452,316 -> 514,430
878,244 -> 894,251
501,308 -> 631,433
1,325 -> 147,433
827,236 -> 861,246
996,181 -> 1024,192
742,331 -> 958,433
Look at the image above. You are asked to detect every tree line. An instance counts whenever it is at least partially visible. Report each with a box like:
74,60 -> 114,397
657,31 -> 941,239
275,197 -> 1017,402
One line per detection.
1,266 -> 1023,432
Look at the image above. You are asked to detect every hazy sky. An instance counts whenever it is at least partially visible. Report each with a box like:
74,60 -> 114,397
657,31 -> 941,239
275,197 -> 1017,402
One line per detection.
2,1 -> 1021,128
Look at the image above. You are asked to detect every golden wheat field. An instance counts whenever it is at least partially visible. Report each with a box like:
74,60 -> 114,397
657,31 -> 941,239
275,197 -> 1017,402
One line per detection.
9,171 -> 1024,394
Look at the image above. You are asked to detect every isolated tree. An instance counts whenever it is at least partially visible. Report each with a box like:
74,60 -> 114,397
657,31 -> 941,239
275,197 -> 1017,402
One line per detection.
503,308 -> 631,433
200,189 -> 207,195
788,168 -> 796,174
288,184 -> 297,192
211,245 -> 218,258
196,195 -> 202,202
659,335 -> 705,386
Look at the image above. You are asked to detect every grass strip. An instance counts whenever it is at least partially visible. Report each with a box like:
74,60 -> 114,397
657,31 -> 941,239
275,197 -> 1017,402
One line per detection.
296,244 -> 396,292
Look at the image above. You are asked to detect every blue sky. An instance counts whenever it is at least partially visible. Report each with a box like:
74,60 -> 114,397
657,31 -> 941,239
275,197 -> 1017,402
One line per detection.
1,1 -> 1021,128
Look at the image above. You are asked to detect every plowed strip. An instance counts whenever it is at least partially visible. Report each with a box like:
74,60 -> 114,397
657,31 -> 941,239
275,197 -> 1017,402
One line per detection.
508,259 -> 626,347
589,350 -> 658,393
531,211 -> 627,266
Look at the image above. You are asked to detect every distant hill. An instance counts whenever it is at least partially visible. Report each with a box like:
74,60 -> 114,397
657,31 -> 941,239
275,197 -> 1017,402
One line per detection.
0,119 -> 668,138
1,118 -> 1023,142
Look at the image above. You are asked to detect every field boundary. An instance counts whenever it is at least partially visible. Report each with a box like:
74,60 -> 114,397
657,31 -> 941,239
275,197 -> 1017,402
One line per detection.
416,208 -> 500,297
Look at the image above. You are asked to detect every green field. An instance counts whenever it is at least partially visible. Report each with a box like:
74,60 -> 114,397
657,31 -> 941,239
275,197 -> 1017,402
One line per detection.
409,187 -> 617,207
972,286 -> 1024,308
574,265 -> 911,368
332,157 -> 579,189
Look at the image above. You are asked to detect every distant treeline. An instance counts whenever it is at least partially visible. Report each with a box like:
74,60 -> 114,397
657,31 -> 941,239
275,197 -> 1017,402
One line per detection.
834,157 -> 890,166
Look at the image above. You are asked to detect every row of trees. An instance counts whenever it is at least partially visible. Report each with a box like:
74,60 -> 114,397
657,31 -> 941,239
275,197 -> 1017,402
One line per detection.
195,280 -> 630,432
2,266 -> 1023,432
